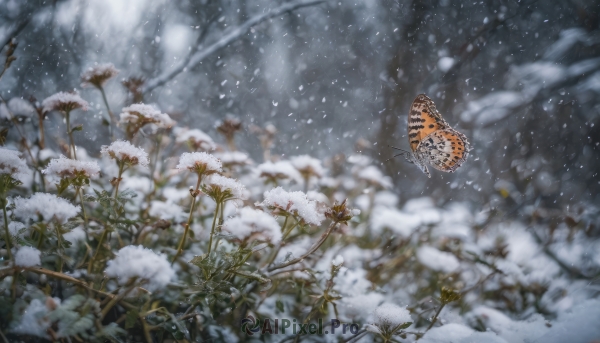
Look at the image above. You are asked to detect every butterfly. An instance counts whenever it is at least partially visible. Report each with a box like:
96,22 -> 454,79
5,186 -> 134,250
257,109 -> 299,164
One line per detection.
388,94 -> 471,178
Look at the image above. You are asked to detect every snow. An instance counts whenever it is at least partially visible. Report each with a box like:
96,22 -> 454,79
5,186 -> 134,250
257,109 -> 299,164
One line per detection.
466,306 -> 549,342
221,207 -> 281,243
368,303 -> 412,332
416,246 -> 460,273
173,127 -> 216,151
290,155 -> 325,177
256,160 -> 302,183
149,200 -> 186,221
534,299 -> 600,343
63,226 -> 86,245
11,298 -> 58,338
214,151 -> 252,166
7,221 -> 25,236
260,187 -> 325,225
357,165 -> 392,188
42,155 -> 100,180
176,152 -> 222,174
460,91 -> 525,126
100,140 -> 149,167
80,63 -> 119,87
370,206 -> 421,237
205,174 -> 247,200
438,56 -> 455,72
42,91 -> 89,113
332,254 -> 344,266
13,193 -> 80,224
119,103 -> 175,129
543,28 -> 587,61
420,323 -> 508,343
105,245 -> 175,292
14,246 -> 41,267
0,97 -> 35,119
0,147 -> 31,182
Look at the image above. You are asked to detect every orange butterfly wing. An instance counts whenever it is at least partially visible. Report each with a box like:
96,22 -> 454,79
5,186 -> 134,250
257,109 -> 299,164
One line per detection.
421,130 -> 470,173
408,94 -> 449,151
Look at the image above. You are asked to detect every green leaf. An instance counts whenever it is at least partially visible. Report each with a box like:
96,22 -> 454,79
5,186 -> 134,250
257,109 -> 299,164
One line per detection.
71,124 -> 83,132
276,299 -> 284,313
125,309 -> 139,329
0,127 -> 8,146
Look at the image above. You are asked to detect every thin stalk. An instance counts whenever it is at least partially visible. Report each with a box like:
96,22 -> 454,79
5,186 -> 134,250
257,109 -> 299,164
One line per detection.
207,201 -> 221,255
99,86 -> 114,140
37,111 -> 46,149
100,282 -> 136,320
2,203 -> 12,260
424,303 -> 445,333
172,175 -> 202,263
267,220 -> 339,272
114,161 -> 125,197
65,110 -> 77,159
36,224 -> 45,249
55,223 -> 63,272
88,228 -> 108,274
78,187 -> 88,226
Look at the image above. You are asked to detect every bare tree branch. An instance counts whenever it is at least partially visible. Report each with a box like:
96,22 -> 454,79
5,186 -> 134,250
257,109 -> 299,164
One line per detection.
142,0 -> 325,94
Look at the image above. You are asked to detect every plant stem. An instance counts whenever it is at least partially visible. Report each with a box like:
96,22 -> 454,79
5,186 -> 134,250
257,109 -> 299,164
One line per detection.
65,110 -> 77,159
88,228 -> 108,274
424,303 -> 445,333
99,86 -> 115,140
267,220 -> 339,272
172,175 -> 202,263
100,282 -> 136,320
207,201 -> 221,255
78,187 -> 88,226
55,224 -> 63,273
114,161 -> 125,198
2,202 -> 12,260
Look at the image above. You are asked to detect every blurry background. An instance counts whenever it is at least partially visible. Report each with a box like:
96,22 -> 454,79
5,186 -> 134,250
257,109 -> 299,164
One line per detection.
0,0 -> 599,214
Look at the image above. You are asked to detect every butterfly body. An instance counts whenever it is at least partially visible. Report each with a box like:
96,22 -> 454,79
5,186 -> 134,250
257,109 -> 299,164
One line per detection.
394,94 -> 471,178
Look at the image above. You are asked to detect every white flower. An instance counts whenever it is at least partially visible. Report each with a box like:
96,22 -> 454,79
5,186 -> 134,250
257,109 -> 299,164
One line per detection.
290,155 -> 325,178
119,103 -> 175,129
368,303 -> 412,334
257,160 -> 302,183
42,155 -> 100,180
105,245 -> 175,292
260,187 -> 324,226
13,193 -> 80,224
222,207 -> 281,243
176,152 -> 222,175
80,63 -> 119,87
14,246 -> 41,267
42,92 -> 89,113
0,147 -> 31,182
173,127 -> 216,151
0,98 -> 35,119
204,174 -> 247,201
100,140 -> 149,167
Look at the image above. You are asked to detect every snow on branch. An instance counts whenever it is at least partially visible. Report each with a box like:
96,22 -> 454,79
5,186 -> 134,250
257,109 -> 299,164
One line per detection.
142,0 -> 324,94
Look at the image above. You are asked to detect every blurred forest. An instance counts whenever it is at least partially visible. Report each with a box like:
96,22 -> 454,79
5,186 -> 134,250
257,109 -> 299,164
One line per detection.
1,0 -> 599,211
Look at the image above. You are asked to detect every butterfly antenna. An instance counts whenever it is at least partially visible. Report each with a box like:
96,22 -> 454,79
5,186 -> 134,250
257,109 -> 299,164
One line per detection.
384,152 -> 406,163
387,145 -> 411,154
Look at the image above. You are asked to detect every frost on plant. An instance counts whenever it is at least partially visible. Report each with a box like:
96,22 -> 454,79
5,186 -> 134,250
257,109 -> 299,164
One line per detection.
100,140 -> 149,167
13,192 -> 80,223
105,245 -> 175,292
0,147 -> 31,182
80,63 -> 119,88
41,91 -> 89,113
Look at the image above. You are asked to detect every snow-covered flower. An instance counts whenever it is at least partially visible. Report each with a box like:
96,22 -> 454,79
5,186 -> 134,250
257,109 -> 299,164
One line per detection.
42,91 -> 89,113
42,155 -> 100,180
0,147 -> 31,182
332,255 -> 344,267
173,127 -> 216,151
119,103 -> 175,137
257,160 -> 302,184
203,174 -> 247,204
367,303 -> 413,335
176,152 -> 222,177
13,193 -> 80,224
0,97 -> 35,119
214,151 -> 252,168
149,200 -> 186,221
14,246 -> 41,267
222,207 -> 281,244
416,246 -> 460,273
260,187 -> 324,226
290,155 -> 325,179
8,221 -> 26,236
357,165 -> 393,189
80,63 -> 119,88
100,140 -> 149,167
105,245 -> 175,292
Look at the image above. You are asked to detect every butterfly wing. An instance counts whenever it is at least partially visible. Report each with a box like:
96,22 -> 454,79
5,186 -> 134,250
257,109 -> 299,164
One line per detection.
408,94 -> 450,151
416,129 -> 470,173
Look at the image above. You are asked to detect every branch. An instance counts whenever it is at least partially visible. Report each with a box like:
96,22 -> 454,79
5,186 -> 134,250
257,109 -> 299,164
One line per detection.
142,0 -> 325,94
0,17 -> 30,51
